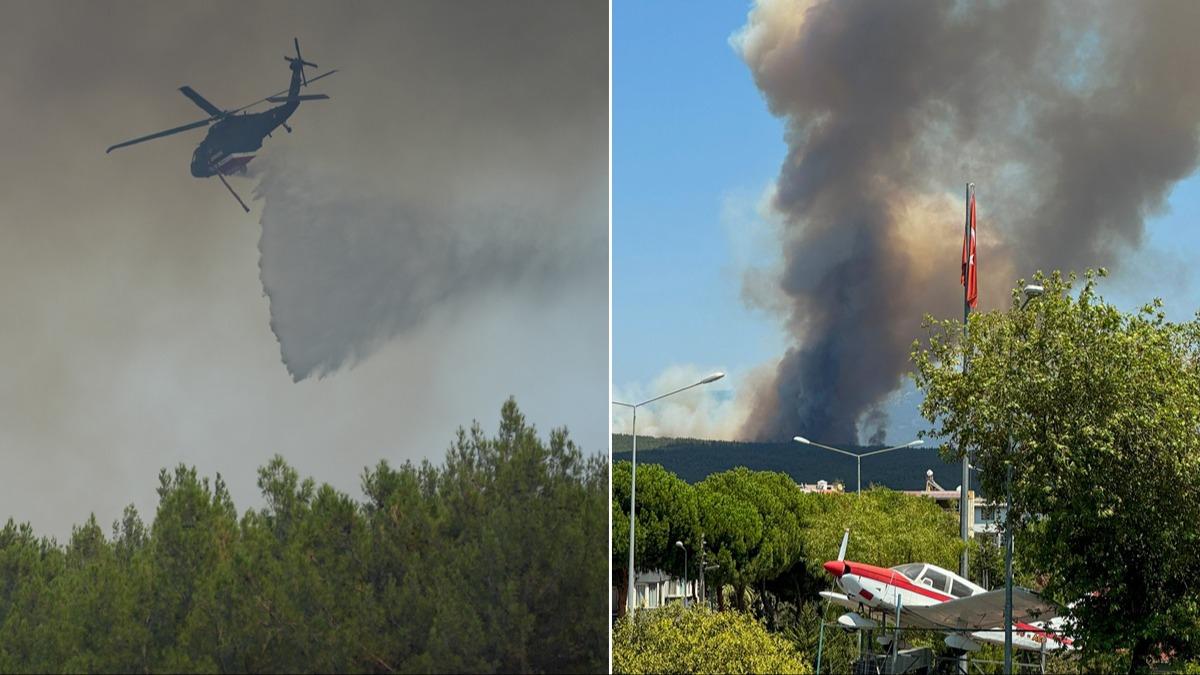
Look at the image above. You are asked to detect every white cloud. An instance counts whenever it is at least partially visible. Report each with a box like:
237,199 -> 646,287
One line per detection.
612,364 -> 768,441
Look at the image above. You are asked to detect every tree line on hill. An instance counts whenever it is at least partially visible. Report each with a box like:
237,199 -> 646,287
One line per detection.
611,434 -> 977,491
0,399 -> 607,674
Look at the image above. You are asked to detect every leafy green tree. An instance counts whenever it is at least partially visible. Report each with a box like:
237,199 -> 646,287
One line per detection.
612,461 -> 699,616
795,488 -> 962,578
0,398 -> 605,674
612,604 -> 811,674
694,469 -> 807,615
693,477 -> 762,611
913,271 -> 1200,670
0,521 -> 67,672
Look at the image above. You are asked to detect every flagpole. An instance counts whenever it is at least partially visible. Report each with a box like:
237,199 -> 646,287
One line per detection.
959,182 -> 973,581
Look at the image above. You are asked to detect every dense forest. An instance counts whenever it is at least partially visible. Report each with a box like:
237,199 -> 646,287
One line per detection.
0,399 -> 607,673
612,434 -> 979,492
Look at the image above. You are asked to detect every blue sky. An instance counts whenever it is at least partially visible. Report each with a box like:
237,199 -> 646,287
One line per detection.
613,2 -> 781,379
613,1 -> 1200,442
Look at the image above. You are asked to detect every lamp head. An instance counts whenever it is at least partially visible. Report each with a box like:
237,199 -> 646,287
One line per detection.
699,372 -> 725,385
907,439 -> 924,447
1020,283 -> 1045,310
793,436 -> 811,445
675,540 -> 685,549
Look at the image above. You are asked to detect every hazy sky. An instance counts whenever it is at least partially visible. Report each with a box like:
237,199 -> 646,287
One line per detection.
0,1 -> 607,538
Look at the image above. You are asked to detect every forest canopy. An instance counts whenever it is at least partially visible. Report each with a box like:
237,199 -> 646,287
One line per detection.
0,398 -> 607,674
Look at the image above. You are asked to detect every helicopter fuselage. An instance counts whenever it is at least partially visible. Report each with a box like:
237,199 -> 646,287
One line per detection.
105,38 -> 332,213
190,101 -> 298,177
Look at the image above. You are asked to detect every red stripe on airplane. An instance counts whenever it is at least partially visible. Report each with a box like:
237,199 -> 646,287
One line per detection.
1015,622 -> 1074,646
839,560 -> 1074,645
845,562 -> 953,602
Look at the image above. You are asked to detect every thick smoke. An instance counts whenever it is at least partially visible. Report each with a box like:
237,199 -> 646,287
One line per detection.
254,157 -> 604,380
735,0 -> 1200,442
0,1 -> 607,539
243,2 -> 607,381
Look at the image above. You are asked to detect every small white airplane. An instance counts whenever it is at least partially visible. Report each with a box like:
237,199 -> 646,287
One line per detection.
820,530 -> 1073,653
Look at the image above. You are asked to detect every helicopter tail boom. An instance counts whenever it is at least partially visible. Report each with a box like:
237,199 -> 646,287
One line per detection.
266,94 -> 329,103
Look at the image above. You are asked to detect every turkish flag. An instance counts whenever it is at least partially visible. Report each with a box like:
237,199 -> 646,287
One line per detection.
961,189 -> 978,309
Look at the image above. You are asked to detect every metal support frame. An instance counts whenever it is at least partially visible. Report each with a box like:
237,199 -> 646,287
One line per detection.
811,616 -> 1055,675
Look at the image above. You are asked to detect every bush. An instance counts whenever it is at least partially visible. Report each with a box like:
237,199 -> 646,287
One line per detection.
613,604 -> 811,674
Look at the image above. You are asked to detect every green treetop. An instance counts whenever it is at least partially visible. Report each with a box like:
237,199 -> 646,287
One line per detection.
912,271 -> 1200,671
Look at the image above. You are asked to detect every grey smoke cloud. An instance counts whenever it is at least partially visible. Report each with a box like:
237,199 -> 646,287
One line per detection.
735,0 -> 1200,443
255,150 -> 604,381
0,1 -> 606,538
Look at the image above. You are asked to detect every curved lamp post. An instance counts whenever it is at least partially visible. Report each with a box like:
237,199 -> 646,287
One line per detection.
675,540 -> 688,608
614,371 -> 724,615
1004,283 -> 1043,673
792,436 -> 924,494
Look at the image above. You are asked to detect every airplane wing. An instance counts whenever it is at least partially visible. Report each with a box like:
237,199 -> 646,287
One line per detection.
819,590 -> 860,611
903,587 -> 1060,630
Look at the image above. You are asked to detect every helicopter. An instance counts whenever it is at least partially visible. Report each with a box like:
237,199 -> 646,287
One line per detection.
106,38 -> 336,212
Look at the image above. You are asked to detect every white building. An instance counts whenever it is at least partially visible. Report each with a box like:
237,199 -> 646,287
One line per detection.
904,468 -> 1008,546
797,479 -> 843,493
632,570 -> 696,610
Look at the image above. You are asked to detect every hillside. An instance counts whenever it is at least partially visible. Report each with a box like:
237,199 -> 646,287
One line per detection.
612,434 -> 982,494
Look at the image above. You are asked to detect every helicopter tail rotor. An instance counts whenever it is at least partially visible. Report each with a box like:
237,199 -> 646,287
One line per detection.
284,37 -> 317,86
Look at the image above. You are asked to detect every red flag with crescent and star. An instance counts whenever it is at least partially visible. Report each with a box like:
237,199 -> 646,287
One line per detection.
961,188 -> 978,309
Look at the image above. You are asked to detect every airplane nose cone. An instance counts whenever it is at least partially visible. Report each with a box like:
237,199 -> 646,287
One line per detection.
823,560 -> 846,578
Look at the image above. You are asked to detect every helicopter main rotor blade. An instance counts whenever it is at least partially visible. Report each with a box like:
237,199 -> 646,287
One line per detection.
106,117 -> 214,153
226,69 -> 339,114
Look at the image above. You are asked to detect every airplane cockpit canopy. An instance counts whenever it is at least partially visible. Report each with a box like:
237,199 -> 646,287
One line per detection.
891,562 -> 925,581
892,562 -> 981,598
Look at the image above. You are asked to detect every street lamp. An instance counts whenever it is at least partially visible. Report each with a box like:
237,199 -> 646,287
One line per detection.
675,540 -> 688,608
793,436 -> 924,494
614,371 -> 724,615
1005,283 -> 1043,673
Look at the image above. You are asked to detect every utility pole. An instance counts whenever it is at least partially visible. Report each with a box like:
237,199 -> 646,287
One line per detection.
960,182 -> 974,581
698,533 -> 706,606
614,372 -> 724,615
1005,284 -> 1044,673
1004,456 -> 1015,674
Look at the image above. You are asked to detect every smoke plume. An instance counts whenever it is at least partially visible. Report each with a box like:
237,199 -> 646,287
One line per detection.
254,157 -> 604,380
735,0 -> 1200,442
241,1 -> 607,382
